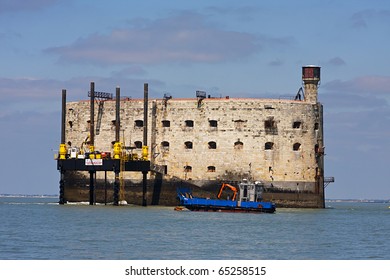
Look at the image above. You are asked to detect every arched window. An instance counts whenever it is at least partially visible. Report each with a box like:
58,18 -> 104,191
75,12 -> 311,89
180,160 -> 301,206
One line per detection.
184,165 -> 192,172
134,141 -> 142,149
293,143 -> 301,151
208,141 -> 217,149
209,120 -> 218,127
234,141 -> 244,150
161,141 -> 170,150
207,166 -> 216,172
162,120 -> 170,127
265,142 -> 274,150
184,141 -> 193,149
135,120 -> 143,127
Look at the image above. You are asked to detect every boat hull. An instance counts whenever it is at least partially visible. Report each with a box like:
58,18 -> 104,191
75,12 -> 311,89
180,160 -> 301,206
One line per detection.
184,205 -> 276,213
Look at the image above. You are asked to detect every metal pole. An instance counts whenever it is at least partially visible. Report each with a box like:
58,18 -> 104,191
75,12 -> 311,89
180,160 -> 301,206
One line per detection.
90,82 -> 95,147
61,89 -> 66,144
143,83 -> 148,146
142,83 -> 148,206
89,171 -> 95,205
115,87 -> 120,142
59,89 -> 66,205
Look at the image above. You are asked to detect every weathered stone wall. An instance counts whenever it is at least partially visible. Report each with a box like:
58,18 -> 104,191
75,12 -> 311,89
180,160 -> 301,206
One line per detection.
65,97 -> 324,194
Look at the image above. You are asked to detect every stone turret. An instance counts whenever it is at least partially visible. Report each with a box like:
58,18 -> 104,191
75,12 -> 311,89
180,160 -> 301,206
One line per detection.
302,66 -> 321,103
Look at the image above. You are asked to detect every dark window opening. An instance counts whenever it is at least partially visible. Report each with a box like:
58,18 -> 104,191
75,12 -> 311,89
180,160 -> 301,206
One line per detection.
315,144 -> 319,154
293,143 -> 301,151
135,120 -> 143,127
161,141 -> 170,149
162,120 -> 170,127
134,141 -> 142,149
207,166 -> 216,172
208,141 -> 217,149
264,118 -> 277,135
185,120 -> 194,127
68,121 -> 73,128
184,141 -> 193,149
314,123 -> 319,130
293,121 -> 302,129
209,120 -> 218,127
234,141 -> 244,150
184,166 -> 192,172
265,142 -> 274,150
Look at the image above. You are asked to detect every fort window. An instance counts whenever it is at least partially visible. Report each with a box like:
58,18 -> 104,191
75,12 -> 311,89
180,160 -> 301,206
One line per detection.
234,119 -> 246,130
265,142 -> 274,150
185,120 -> 194,127
315,144 -> 319,154
134,141 -> 142,149
208,141 -> 217,149
314,123 -> 319,130
184,141 -> 193,149
184,165 -> 192,172
161,141 -> 170,150
68,121 -> 73,128
135,120 -> 143,128
162,120 -> 170,127
207,166 -> 216,172
234,141 -> 244,150
209,120 -> 218,127
264,117 -> 277,135
293,121 -> 302,129
293,143 -> 301,151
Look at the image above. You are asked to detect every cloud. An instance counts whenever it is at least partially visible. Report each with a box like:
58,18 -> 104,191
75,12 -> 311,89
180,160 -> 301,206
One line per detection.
350,9 -> 390,29
327,57 -> 346,66
0,0 -> 59,14
323,76 -> 390,95
268,58 -> 284,67
45,11 -> 293,66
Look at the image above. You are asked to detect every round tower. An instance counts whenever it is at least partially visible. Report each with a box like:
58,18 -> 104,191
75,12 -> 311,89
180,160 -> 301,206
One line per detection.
302,65 -> 321,103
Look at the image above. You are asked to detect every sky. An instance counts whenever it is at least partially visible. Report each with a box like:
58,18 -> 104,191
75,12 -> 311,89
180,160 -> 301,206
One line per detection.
0,0 -> 389,199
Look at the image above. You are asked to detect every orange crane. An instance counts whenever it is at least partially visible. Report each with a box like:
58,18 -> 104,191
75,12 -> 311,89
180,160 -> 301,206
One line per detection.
217,183 -> 238,201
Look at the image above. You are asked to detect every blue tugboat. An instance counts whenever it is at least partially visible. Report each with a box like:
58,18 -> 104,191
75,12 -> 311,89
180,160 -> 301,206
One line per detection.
176,180 -> 276,213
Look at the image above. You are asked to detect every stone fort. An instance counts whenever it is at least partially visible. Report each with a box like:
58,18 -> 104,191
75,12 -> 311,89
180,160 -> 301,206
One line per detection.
62,66 -> 327,207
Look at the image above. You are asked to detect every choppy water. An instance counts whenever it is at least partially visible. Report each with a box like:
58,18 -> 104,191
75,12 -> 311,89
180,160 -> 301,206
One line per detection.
1,197 -> 389,260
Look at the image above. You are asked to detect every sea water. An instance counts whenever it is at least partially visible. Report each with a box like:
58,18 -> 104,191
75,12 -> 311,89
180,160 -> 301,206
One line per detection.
1,196 -> 389,260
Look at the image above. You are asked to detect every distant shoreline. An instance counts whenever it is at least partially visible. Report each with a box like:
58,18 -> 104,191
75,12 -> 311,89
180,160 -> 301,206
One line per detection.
0,194 -> 57,198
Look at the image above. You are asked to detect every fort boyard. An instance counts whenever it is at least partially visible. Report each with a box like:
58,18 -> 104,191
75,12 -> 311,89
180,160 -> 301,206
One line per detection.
56,66 -> 334,208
